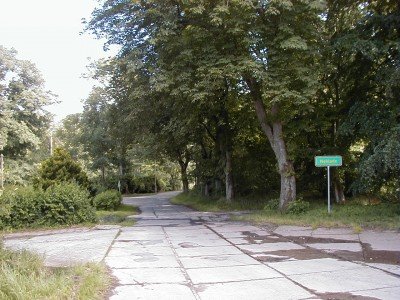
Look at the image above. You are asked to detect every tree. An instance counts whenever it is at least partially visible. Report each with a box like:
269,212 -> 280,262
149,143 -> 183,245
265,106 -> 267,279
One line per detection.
0,46 -> 55,185
35,148 -> 89,190
0,46 -> 54,158
87,0 -> 323,208
80,87 -> 114,182
332,1 -> 400,198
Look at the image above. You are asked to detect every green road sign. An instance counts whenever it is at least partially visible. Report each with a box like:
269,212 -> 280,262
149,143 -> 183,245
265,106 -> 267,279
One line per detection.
315,155 -> 343,214
315,156 -> 342,167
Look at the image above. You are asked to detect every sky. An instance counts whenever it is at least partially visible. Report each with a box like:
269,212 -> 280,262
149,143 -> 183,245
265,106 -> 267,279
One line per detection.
0,0 -> 117,123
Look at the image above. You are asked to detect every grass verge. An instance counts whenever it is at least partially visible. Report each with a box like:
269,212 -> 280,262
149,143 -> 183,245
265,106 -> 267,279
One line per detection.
96,204 -> 139,226
172,192 -> 400,230
0,242 -> 111,299
171,192 -> 265,211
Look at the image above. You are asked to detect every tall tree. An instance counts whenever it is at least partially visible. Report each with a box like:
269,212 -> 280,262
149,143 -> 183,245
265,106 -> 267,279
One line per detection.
0,46 -> 54,157
0,46 -> 55,184
80,87 -> 114,181
88,0 -> 324,207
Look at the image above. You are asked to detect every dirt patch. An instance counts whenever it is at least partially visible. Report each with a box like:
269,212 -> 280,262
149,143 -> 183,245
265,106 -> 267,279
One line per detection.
179,242 -> 200,248
287,236 -> 357,244
252,248 -> 331,262
330,250 -> 365,262
252,255 -> 289,263
362,243 -> 400,265
104,267 -> 121,300
194,284 -> 208,293
317,292 -> 379,300
242,231 -> 287,244
285,235 -> 400,265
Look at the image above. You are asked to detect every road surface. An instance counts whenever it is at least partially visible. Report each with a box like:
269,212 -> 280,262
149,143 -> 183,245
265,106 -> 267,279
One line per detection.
4,192 -> 400,299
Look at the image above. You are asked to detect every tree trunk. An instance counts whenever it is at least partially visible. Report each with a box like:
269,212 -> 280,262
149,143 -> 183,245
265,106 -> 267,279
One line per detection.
333,171 -> 345,203
214,179 -> 222,194
272,121 -> 296,210
245,74 -> 296,209
204,181 -> 211,197
179,162 -> 189,193
225,149 -> 234,203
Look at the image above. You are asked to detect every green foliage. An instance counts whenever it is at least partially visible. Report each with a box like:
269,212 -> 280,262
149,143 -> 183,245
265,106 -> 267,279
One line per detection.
42,183 -> 96,225
93,190 -> 122,210
286,199 -> 310,215
239,200 -> 400,230
0,186 -> 42,228
79,0 -> 399,211
130,176 -> 165,194
96,204 -> 138,226
264,199 -> 280,211
0,46 -> 54,158
0,46 -> 55,186
171,191 -> 265,212
79,87 -> 114,176
35,148 -> 89,190
0,183 -> 96,229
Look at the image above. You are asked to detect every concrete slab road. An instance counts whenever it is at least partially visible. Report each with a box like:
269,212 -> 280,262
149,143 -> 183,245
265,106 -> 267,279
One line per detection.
3,191 -> 400,300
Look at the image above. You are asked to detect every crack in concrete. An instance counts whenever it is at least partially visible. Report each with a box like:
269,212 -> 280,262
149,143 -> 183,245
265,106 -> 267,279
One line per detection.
102,229 -> 122,262
162,226 -> 201,300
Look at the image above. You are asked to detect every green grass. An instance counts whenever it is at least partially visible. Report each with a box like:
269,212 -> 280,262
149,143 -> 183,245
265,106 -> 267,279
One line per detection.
171,192 -> 266,212
96,204 -> 139,226
0,242 -> 111,299
237,202 -> 400,230
172,192 -> 400,230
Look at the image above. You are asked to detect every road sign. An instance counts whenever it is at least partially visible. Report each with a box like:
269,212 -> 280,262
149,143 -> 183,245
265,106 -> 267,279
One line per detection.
315,155 -> 343,214
315,156 -> 342,167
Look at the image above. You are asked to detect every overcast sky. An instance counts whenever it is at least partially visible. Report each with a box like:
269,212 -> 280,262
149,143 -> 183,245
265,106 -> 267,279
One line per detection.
0,0 -> 117,123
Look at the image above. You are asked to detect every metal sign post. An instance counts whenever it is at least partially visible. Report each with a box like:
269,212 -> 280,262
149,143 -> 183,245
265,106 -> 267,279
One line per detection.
315,156 -> 342,214
327,166 -> 330,213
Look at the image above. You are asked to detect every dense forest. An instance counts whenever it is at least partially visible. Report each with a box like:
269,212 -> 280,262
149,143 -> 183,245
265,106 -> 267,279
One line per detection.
1,0 -> 399,210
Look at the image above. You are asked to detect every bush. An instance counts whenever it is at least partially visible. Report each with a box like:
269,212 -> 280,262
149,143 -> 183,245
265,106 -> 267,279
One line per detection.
34,148 -> 89,190
264,198 -> 280,211
42,183 -> 96,225
93,190 -> 122,211
286,199 -> 310,215
0,186 -> 43,228
0,183 -> 96,229
131,176 -> 164,193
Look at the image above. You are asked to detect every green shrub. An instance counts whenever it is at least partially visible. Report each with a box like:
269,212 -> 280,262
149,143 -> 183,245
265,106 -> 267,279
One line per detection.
93,190 -> 122,210
42,183 -> 96,225
264,198 -> 280,211
34,148 -> 89,190
0,183 -> 96,229
0,186 -> 43,228
286,199 -> 310,215
131,176 -> 163,193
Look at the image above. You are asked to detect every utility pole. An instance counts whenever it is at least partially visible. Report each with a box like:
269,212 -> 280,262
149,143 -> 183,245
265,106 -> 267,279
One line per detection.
154,164 -> 157,194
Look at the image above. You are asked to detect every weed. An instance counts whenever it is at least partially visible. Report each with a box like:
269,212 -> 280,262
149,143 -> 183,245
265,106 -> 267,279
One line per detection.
286,199 -> 310,215
264,199 -> 279,211
171,192 -> 265,212
352,224 -> 363,233
0,244 -> 110,299
174,192 -> 400,230
96,204 -> 138,226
